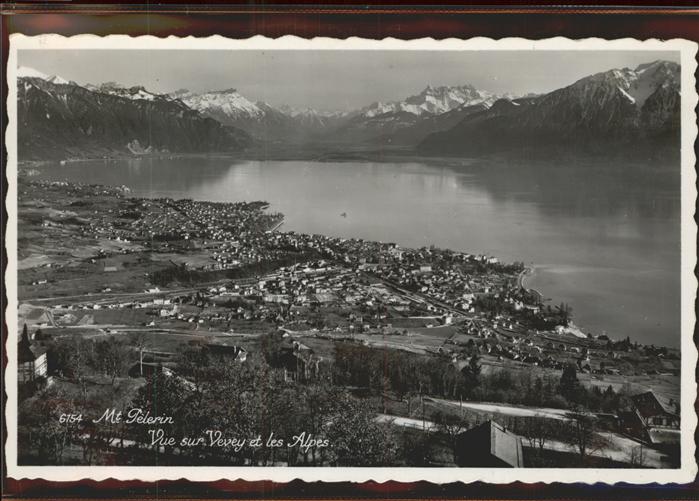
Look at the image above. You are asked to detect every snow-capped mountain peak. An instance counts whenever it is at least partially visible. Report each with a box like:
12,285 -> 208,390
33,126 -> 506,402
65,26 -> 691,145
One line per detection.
573,60 -> 679,109
17,66 -> 47,79
179,89 -> 265,120
17,66 -> 70,85
360,84 -> 496,118
169,88 -> 194,100
83,81 -> 166,102
419,59 -> 681,157
46,75 -> 69,85
635,60 -> 678,76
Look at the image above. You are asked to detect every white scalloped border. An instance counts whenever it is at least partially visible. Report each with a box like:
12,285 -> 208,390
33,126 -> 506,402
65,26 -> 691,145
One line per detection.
4,33 -> 698,485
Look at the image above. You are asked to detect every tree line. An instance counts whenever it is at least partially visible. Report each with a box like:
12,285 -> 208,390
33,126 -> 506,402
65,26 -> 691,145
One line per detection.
18,332 -> 634,466
332,343 -> 630,413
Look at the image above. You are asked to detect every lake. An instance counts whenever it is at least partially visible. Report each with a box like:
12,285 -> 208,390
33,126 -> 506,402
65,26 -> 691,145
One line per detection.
28,156 -> 681,347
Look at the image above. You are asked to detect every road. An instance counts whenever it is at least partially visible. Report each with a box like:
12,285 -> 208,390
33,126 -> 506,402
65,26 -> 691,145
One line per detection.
426,397 -> 573,421
43,324 -> 260,341
21,275 -> 263,303
375,413 -> 439,432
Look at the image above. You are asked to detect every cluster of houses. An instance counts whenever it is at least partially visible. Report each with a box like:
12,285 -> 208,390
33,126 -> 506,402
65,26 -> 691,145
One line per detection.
132,198 -> 284,266
363,256 -> 513,314
176,262 -> 444,330
73,193 -> 283,268
42,186 -> 530,337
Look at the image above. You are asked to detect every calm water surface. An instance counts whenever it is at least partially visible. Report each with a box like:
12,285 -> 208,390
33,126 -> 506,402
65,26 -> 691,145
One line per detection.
31,157 -> 681,347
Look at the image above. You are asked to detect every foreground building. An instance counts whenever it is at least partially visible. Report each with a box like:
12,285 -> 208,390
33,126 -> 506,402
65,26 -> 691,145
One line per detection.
631,391 -> 680,429
18,325 -> 47,384
454,420 -> 524,467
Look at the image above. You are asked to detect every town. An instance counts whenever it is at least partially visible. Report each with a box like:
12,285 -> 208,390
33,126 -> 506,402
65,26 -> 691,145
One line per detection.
16,179 -> 681,468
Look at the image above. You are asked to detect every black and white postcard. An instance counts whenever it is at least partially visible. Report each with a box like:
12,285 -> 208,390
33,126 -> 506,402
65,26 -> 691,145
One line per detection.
4,34 -> 698,484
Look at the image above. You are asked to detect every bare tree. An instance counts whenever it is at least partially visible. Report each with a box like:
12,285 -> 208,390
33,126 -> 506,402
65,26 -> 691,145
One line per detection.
628,444 -> 647,467
434,411 -> 468,462
59,335 -> 94,404
565,411 -> 608,464
128,331 -> 150,377
94,337 -> 132,386
519,415 -> 553,451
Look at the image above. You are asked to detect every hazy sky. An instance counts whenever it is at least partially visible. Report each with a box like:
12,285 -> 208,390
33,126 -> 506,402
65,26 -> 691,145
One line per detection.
19,50 -> 680,111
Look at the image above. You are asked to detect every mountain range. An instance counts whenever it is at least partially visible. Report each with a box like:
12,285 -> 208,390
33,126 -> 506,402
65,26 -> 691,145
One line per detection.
17,67 -> 250,160
171,88 -> 352,143
333,84 -> 508,145
15,60 -> 680,160
419,60 -> 681,157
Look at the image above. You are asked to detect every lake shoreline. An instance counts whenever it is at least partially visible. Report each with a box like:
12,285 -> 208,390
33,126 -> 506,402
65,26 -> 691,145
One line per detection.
17,145 -> 682,178
19,156 -> 681,348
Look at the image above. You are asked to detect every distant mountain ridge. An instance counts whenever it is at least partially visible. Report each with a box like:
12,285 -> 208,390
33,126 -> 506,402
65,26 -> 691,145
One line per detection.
17,71 -> 251,160
328,84 -> 505,145
173,89 -> 353,142
171,83 -> 502,145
